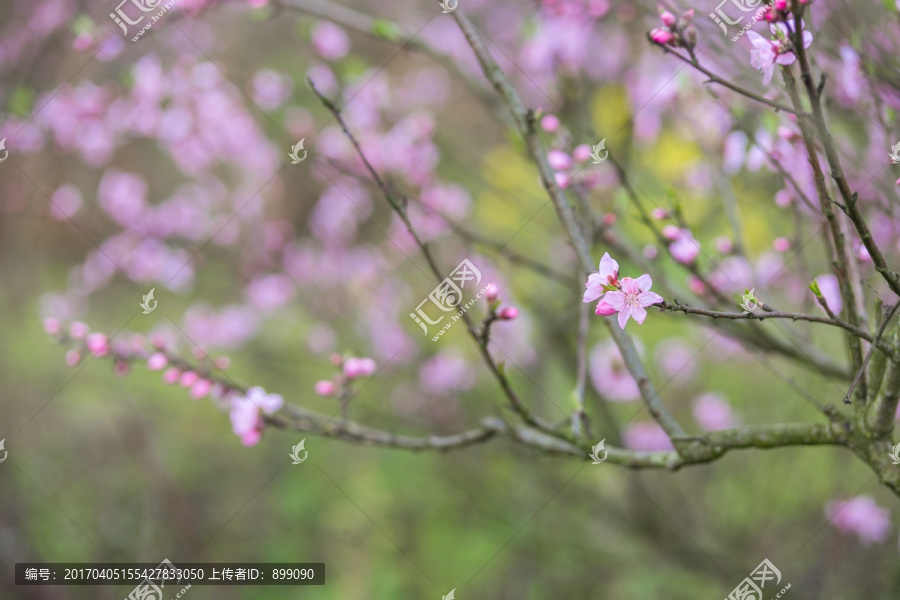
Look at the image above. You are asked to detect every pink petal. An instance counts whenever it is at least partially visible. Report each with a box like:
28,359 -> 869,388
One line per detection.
617,307 -> 631,329
604,290 -> 626,311
598,252 -> 619,279
776,53 -> 796,65
635,274 -> 653,291
640,291 -> 665,307
630,306 -> 648,325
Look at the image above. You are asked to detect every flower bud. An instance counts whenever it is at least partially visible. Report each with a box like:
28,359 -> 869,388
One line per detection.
659,8 -> 676,27
498,307 -> 519,320
650,27 -> 675,45
484,283 -> 499,303
684,25 -> 697,48
315,380 -> 337,396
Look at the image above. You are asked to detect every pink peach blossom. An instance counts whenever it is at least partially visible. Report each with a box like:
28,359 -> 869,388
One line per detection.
583,252 -> 620,303
603,275 -> 664,329
825,496 -> 891,546
315,380 -> 336,396
344,357 -> 377,379
147,353 -> 168,371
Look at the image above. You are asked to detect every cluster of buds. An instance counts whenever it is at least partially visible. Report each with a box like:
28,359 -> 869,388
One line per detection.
763,0 -> 811,22
314,353 -> 378,398
484,283 -> 518,321
649,6 -> 696,50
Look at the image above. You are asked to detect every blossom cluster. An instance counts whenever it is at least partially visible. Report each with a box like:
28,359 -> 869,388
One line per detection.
582,253 -> 664,329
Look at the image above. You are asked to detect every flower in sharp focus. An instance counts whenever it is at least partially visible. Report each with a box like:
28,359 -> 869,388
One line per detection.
583,252 -> 620,304
825,496 -> 891,547
603,275 -> 664,329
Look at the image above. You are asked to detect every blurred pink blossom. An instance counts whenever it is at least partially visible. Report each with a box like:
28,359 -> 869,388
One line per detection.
825,496 -> 891,546
692,393 -> 737,431
622,422 -> 674,451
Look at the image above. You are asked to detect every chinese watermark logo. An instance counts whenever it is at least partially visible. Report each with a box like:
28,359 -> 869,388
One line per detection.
410,259 -> 488,341
589,439 -> 607,464
289,439 -> 308,465
0,439 -> 7,463
140,288 -> 157,314
109,0 -> 182,42
590,139 -> 608,164
289,139 -> 307,164
442,589 -> 456,600
125,558 -> 191,600
889,142 -> 900,165
0,138 -> 8,164
740,288 -> 759,313
438,0 -> 457,13
724,558 -> 790,600
709,0 -> 774,41
889,442 -> 900,465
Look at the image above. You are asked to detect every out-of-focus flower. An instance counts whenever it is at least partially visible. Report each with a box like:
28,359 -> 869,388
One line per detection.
315,380 -> 336,396
692,393 -> 737,431
311,22 -> 350,60
825,496 -> 891,546
344,357 -> 377,379
540,114 -> 560,132
622,422 -> 674,451
589,341 -> 640,401
815,274 -> 843,315
498,307 -> 518,320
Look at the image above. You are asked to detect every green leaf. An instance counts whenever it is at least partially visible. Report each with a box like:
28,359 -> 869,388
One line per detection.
808,279 -> 821,296
371,18 -> 402,42
9,87 -> 35,117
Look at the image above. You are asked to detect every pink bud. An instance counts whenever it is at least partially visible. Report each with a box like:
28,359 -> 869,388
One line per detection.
651,208 -> 668,220
659,8 -> 676,27
192,347 -> 207,360
554,172 -> 571,189
65,349 -> 82,367
330,353 -> 343,366
344,357 -> 377,378
315,380 -> 336,396
86,333 -> 109,357
150,334 -> 166,350
147,353 -> 168,371
773,237 -> 790,252
662,224 -> 681,241
191,379 -> 212,399
572,144 -> 592,163
643,244 -> 658,259
548,150 -> 573,170
595,301 -> 617,316
73,32 -> 93,51
498,307 -> 519,320
540,114 -> 560,132
688,276 -> 706,295
774,0 -> 787,9
485,283 -> 499,303
163,368 -> 181,384
69,321 -> 89,339
680,9 -> 694,24
649,28 -> 675,45
715,237 -> 734,254
44,318 -> 61,335
764,7 -> 778,21
602,213 -> 617,226
114,361 -> 130,377
180,371 -> 199,387
214,356 -> 231,369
